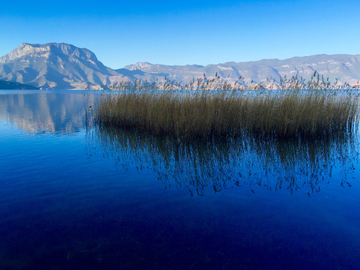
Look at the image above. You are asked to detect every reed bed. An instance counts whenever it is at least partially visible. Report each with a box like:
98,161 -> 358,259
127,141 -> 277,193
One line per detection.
93,88 -> 360,141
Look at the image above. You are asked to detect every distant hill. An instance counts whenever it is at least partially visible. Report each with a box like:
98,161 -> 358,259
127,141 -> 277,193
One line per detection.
1,42 -> 360,89
125,54 -> 360,86
0,79 -> 38,89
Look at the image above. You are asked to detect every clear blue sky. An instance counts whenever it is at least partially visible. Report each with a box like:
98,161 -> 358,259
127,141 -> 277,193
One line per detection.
1,0 -> 359,69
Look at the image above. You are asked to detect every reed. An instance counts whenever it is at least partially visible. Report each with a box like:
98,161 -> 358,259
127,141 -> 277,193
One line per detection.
106,71 -> 360,91
93,88 -> 359,141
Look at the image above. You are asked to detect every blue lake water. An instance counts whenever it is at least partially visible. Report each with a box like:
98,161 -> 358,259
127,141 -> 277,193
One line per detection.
0,90 -> 360,269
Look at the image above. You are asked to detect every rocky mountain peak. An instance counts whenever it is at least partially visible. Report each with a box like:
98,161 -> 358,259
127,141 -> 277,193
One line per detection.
0,43 -> 99,64
124,62 -> 154,71
0,42 -> 122,89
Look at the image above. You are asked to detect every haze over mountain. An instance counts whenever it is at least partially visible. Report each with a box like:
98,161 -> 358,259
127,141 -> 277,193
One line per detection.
1,42 -> 360,89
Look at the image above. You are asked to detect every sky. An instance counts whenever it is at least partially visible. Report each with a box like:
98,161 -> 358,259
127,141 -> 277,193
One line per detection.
1,0 -> 360,69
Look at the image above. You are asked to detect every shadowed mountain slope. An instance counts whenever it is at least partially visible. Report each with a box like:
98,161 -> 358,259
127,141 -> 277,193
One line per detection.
0,79 -> 39,89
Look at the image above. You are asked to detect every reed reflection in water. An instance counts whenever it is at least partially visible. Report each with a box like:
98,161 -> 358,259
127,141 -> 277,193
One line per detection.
87,125 -> 359,196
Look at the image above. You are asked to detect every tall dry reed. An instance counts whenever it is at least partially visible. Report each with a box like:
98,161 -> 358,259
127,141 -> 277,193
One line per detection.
106,71 -> 360,91
94,89 -> 359,141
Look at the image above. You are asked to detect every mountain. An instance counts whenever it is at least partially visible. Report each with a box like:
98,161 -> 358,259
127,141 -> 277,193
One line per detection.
0,79 -> 38,89
0,43 -> 157,90
1,42 -> 360,89
124,54 -> 360,86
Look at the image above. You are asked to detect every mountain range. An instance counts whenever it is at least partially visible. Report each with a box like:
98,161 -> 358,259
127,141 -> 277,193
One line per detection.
1,42 -> 360,89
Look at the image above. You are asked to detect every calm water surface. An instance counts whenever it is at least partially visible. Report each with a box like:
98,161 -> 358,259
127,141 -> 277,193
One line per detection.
0,90 -> 360,270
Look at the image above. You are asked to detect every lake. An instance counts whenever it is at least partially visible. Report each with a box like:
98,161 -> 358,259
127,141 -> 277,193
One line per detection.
1,90 -> 360,270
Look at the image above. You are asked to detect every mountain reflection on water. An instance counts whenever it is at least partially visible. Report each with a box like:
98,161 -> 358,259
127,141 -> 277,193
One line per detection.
0,91 -> 94,134
87,124 -> 359,196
